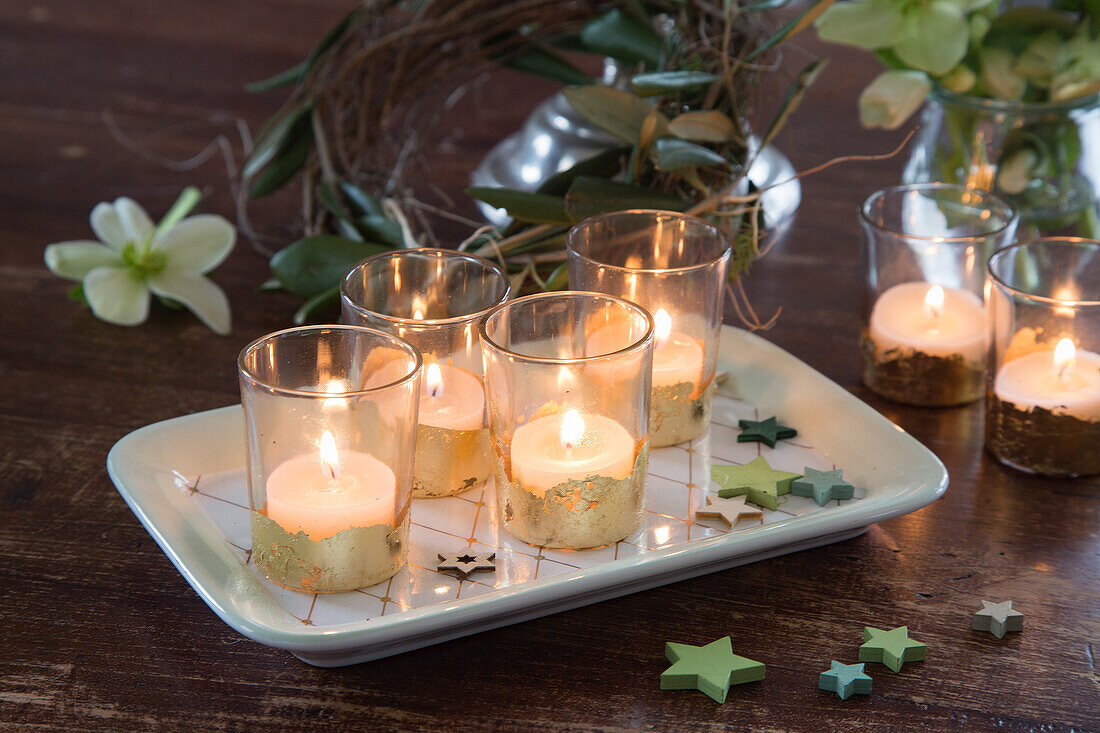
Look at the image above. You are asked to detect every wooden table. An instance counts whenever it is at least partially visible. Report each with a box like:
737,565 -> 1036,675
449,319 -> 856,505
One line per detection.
2,2 -> 1097,730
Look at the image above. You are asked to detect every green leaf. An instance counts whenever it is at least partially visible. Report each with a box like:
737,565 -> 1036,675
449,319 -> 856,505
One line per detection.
580,9 -> 663,68
338,181 -> 384,217
293,286 -> 340,325
465,187 -> 571,224
505,46 -> 594,85
564,176 -> 687,222
258,278 -> 283,291
655,138 -> 728,172
631,71 -> 719,96
356,215 -> 405,247
668,110 -> 741,143
537,146 -> 631,196
270,235 -> 389,298
814,0 -> 901,50
245,61 -> 310,92
316,181 -> 352,222
760,59 -> 828,150
751,0 -> 838,61
562,86 -> 661,144
543,262 -> 569,291
66,283 -> 88,305
243,103 -> 312,179
248,120 -> 313,199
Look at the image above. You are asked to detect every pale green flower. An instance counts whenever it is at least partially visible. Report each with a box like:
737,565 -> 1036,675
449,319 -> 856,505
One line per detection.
44,190 -> 234,334
859,69 -> 932,129
980,47 -> 1027,101
1051,29 -> 1100,101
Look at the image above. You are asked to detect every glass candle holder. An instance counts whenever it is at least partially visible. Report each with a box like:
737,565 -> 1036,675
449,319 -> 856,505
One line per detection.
986,238 -> 1100,477
341,249 -> 510,498
860,183 -> 1017,407
566,210 -> 730,447
480,292 -> 653,549
238,325 -> 421,592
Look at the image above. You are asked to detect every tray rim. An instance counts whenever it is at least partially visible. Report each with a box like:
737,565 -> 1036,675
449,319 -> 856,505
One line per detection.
107,326 -> 948,659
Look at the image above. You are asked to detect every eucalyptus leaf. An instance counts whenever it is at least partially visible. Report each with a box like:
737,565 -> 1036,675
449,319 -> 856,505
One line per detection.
668,110 -> 740,143
750,0 -> 837,61
293,286 -> 340,325
316,182 -> 352,223
580,9 -> 662,68
631,71 -> 719,96
270,235 -> 389,298
565,176 -> 687,221
258,278 -> 283,292
339,182 -> 384,217
562,86 -> 661,144
544,262 -> 569,291
760,59 -> 828,150
466,186 -> 571,224
356,214 -> 405,247
655,138 -> 728,172
505,46 -> 595,85
537,146 -> 631,196
248,121 -> 313,199
243,103 -> 312,179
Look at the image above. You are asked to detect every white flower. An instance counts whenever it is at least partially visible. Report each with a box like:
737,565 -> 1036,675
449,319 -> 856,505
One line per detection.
859,70 -> 932,130
44,194 -> 234,334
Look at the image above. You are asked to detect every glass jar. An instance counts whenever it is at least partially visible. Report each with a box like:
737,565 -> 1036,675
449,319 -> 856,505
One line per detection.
861,183 -> 1017,407
341,249 -> 510,498
480,291 -> 653,549
986,238 -> 1100,476
904,87 -> 1100,237
238,325 -> 421,592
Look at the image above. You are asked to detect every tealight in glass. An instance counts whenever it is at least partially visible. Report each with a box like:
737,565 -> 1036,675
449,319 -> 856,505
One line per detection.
567,210 -> 731,447
341,249 -> 510,498
986,238 -> 1100,476
480,292 -> 653,549
238,325 -> 421,592
860,183 -> 1017,406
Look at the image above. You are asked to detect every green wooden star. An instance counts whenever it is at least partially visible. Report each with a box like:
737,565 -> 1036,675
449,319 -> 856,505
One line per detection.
737,416 -> 797,448
859,626 -> 927,672
818,661 -> 872,700
660,636 -> 765,703
712,457 -> 801,511
791,467 -> 855,506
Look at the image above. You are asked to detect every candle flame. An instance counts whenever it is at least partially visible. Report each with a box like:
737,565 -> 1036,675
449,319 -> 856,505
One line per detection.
1054,338 -> 1076,381
924,285 -> 944,318
319,430 -> 341,479
560,409 -> 585,450
654,308 -> 672,346
426,362 -> 443,398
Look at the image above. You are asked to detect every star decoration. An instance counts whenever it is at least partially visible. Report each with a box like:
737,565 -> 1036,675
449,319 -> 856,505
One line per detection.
791,467 -> 855,506
818,661 -> 872,700
660,636 -> 765,703
858,626 -> 927,673
737,416 -> 797,448
712,457 -> 801,511
694,495 -> 763,529
436,551 -> 496,579
972,600 -> 1024,639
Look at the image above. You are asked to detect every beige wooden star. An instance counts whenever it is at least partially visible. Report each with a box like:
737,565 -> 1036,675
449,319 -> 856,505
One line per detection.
694,495 -> 763,529
437,550 -> 496,579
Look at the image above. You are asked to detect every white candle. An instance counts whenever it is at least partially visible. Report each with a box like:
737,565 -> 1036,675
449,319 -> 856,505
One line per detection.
419,362 -> 485,430
651,308 -> 704,388
869,282 -> 986,362
265,431 -> 396,540
510,409 -> 635,491
994,338 -> 1100,420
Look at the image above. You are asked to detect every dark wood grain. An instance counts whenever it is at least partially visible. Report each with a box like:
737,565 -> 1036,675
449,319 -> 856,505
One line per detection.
1,2 -> 1097,731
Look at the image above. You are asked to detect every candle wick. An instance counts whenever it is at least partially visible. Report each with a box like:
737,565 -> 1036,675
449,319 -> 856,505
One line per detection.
325,463 -> 337,480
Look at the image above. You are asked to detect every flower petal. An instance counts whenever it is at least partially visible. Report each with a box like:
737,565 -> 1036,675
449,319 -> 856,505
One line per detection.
859,70 -> 932,130
114,197 -> 155,246
147,268 -> 231,335
83,265 -> 150,326
815,0 -> 903,50
154,214 -> 236,273
44,241 -> 120,280
90,202 -> 129,250
894,2 -> 969,76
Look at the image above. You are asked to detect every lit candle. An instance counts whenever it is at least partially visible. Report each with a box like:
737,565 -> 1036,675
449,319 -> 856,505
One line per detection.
869,282 -> 986,363
419,362 -> 485,430
509,409 -> 635,491
993,338 -> 1100,420
265,430 -> 396,541
651,308 -> 704,388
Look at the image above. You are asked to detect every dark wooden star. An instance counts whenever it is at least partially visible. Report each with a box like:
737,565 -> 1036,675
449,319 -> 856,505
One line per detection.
737,416 -> 797,448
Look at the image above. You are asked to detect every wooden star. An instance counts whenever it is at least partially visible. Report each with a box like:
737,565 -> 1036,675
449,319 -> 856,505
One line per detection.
818,661 -> 872,700
972,600 -> 1023,639
712,457 -> 801,511
694,495 -> 763,529
859,626 -> 927,673
791,467 -> 855,506
737,416 -> 797,448
660,636 -> 765,703
437,550 -> 496,579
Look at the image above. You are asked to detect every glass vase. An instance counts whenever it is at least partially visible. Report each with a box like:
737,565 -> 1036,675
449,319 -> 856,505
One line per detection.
904,87 -> 1100,238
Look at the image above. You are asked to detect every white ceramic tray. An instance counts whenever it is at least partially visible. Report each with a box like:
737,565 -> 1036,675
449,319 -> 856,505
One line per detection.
108,326 -> 947,666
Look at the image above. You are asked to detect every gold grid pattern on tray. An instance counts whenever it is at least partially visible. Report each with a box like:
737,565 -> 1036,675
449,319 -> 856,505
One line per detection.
183,387 -> 862,628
